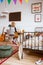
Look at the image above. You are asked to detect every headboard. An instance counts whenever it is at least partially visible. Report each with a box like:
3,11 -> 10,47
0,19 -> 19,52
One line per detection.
35,27 -> 43,32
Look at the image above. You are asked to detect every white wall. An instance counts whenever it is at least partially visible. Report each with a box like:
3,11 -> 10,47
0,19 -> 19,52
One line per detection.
0,0 -> 43,33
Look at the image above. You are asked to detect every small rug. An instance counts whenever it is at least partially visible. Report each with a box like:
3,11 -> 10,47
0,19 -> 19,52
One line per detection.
0,45 -> 18,65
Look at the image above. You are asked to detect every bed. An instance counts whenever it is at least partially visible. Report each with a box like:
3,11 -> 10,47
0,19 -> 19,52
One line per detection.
22,32 -> 43,51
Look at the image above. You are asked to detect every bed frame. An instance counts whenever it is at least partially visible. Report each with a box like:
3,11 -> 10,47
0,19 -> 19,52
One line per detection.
22,27 -> 43,52
16,31 -> 43,59
22,32 -> 43,51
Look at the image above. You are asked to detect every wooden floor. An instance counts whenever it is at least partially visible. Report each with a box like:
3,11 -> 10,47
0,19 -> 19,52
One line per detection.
2,49 -> 43,65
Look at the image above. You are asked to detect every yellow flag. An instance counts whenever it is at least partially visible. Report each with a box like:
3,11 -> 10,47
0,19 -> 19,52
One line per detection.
25,0 -> 29,3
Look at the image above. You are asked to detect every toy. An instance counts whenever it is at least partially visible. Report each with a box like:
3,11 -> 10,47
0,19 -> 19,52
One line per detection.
0,27 -> 5,42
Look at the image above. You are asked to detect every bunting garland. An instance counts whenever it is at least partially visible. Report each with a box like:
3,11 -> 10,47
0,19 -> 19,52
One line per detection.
13,0 -> 17,4
0,0 -> 29,4
0,0 -> 3,3
19,0 -> 22,4
25,0 -> 29,3
7,0 -> 11,4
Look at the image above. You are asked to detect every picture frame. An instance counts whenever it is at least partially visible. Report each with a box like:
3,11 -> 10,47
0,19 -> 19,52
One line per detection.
35,14 -> 41,22
31,2 -> 42,13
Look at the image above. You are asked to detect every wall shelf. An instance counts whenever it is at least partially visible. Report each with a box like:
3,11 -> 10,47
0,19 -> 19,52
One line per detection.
0,15 -> 6,18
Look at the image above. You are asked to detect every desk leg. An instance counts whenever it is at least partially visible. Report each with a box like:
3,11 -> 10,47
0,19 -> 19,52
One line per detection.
21,45 -> 23,59
21,50 -> 23,59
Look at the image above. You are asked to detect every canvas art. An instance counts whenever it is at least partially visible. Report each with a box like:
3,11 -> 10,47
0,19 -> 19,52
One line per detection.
31,2 -> 42,13
35,14 -> 41,22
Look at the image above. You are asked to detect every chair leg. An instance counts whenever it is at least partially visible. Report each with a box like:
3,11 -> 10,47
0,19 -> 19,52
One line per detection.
18,44 -> 23,60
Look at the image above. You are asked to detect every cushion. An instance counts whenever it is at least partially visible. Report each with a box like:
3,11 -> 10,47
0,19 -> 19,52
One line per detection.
0,45 -> 12,50
0,45 -> 13,58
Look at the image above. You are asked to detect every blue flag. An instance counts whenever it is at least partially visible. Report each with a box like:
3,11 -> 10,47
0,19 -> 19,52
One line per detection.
0,0 -> 3,3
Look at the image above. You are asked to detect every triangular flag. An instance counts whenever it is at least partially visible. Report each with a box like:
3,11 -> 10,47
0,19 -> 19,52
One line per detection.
1,0 -> 3,3
0,0 -> 3,3
13,0 -> 17,4
7,0 -> 11,4
19,0 -> 22,4
25,0 -> 29,3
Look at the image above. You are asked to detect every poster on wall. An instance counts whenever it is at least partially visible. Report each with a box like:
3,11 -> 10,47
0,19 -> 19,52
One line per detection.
35,14 -> 41,22
31,2 -> 42,13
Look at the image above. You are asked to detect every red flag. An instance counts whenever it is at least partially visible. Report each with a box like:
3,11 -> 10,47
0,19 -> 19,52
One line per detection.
19,0 -> 22,4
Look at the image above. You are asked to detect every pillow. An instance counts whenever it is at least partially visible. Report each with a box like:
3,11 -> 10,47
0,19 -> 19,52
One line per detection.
0,45 -> 13,58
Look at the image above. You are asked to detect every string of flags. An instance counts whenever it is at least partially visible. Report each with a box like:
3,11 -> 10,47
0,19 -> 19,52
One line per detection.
0,0 -> 29,4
